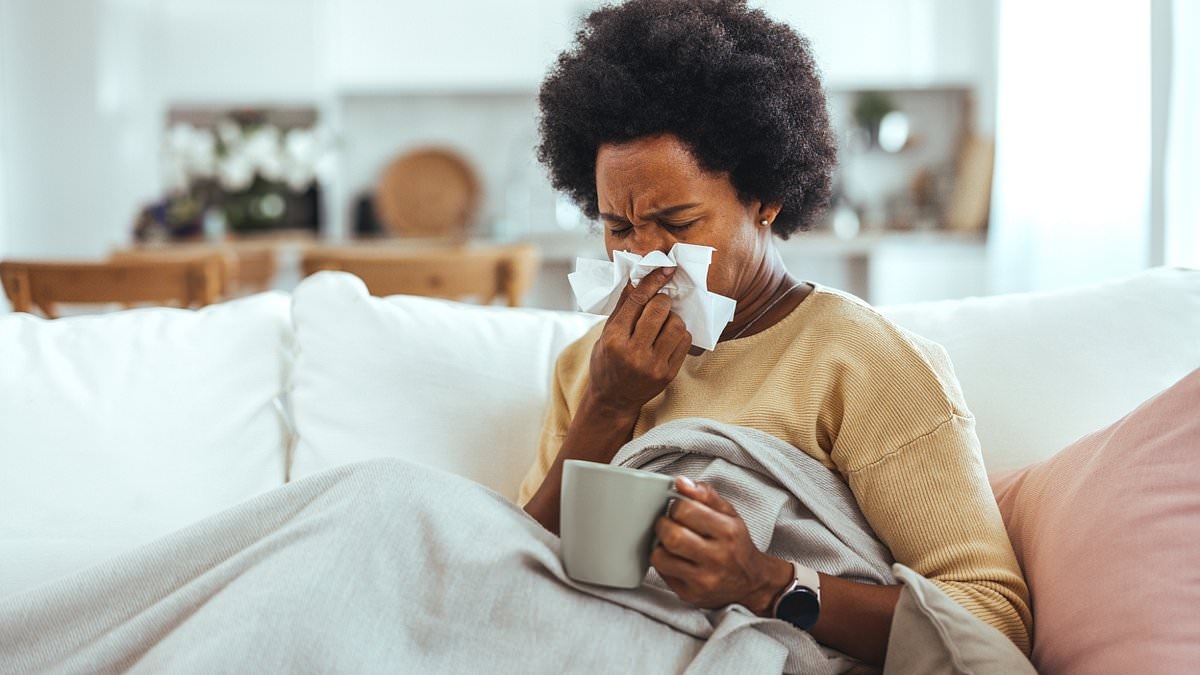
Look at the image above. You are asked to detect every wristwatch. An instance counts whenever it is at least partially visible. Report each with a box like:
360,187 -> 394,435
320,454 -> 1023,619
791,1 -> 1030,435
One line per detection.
772,561 -> 821,630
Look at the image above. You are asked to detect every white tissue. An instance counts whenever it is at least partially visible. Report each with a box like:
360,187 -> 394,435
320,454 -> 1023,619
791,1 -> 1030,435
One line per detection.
568,243 -> 736,351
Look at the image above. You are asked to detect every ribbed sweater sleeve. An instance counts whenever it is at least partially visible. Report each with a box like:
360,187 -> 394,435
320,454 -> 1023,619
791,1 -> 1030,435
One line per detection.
844,414 -> 1032,654
818,304 -> 1032,654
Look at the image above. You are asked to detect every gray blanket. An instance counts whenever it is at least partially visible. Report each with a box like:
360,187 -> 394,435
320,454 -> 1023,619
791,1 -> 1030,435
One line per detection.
0,418 -> 1032,674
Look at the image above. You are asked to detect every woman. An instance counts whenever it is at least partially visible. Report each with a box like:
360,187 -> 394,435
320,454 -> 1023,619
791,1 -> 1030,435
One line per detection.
519,0 -> 1030,666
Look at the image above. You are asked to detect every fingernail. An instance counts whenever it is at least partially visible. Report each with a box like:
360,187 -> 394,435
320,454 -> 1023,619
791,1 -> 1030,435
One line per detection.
663,267 -> 676,277
678,475 -> 695,489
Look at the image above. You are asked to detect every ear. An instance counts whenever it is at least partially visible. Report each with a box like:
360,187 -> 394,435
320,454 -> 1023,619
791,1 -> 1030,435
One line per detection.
756,203 -> 783,229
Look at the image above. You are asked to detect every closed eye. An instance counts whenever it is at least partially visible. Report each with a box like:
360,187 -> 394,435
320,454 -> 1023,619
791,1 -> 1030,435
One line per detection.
663,220 -> 698,233
602,218 -> 698,238
606,222 -> 633,238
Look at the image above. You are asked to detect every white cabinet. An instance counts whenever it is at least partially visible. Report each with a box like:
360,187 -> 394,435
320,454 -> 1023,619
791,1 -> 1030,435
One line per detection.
324,0 -> 995,94
755,0 -> 996,90
866,234 -> 988,305
322,0 -> 588,92
776,232 -> 987,305
151,0 -> 325,101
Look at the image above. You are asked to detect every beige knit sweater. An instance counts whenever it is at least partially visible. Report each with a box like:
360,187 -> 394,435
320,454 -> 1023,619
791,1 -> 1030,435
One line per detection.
517,284 -> 1032,653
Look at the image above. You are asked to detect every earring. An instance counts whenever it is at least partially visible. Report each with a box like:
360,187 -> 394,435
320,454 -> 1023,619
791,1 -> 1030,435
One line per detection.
760,219 -> 769,226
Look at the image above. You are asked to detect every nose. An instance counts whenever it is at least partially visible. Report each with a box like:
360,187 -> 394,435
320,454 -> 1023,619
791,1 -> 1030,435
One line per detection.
626,226 -> 676,258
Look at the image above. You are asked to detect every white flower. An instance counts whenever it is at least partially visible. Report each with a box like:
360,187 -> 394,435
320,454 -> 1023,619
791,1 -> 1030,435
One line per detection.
283,161 -> 315,192
164,119 -> 334,195
240,126 -> 284,181
216,119 -> 242,147
187,129 -> 217,179
259,154 -> 285,182
218,152 -> 255,192
284,128 -> 317,166
165,123 -> 198,157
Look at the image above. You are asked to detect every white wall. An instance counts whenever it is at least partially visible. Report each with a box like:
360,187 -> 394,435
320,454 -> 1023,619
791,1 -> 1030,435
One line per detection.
0,0 -> 9,263
324,0 -> 585,92
0,0 -> 9,311
0,0 -> 159,258
153,0 -> 323,103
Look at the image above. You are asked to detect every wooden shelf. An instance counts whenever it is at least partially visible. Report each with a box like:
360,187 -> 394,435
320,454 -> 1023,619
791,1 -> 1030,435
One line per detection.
521,228 -> 986,262
780,230 -> 986,256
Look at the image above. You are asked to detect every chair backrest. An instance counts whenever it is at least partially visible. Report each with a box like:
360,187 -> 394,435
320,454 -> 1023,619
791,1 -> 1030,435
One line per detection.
111,244 -> 277,296
0,257 -> 224,318
227,246 -> 277,295
300,242 -> 539,307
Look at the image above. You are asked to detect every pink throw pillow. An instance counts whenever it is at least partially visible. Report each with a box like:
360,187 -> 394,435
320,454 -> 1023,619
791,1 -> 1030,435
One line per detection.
990,368 -> 1200,674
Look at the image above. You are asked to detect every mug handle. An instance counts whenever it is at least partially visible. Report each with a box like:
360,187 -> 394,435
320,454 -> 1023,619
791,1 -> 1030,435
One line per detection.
666,487 -> 687,503
651,487 -> 693,551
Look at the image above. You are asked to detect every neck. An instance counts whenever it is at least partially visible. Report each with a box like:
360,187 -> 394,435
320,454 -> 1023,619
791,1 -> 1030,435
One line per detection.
720,250 -> 796,342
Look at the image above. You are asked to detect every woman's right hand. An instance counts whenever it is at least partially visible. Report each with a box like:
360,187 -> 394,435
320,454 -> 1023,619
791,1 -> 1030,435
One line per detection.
586,267 -> 693,413
523,267 -> 692,533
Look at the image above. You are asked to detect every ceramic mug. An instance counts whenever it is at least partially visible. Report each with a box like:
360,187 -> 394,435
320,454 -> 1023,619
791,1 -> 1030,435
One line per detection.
560,459 -> 685,589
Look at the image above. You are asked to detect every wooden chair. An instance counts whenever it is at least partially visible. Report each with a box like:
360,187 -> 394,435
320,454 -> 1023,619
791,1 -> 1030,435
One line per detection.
110,244 -> 277,297
301,242 -> 539,307
226,246 -> 277,295
0,256 -> 224,318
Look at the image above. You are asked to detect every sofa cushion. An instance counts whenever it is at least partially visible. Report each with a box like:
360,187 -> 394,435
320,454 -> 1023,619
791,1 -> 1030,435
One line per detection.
881,267 -> 1200,472
289,272 -> 601,499
0,292 -> 293,598
989,368 -> 1200,674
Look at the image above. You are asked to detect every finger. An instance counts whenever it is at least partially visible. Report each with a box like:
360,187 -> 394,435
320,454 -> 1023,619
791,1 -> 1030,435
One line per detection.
656,570 -> 688,595
650,542 -> 699,580
654,568 -> 695,602
605,282 -> 637,331
654,312 -> 688,350
665,325 -> 692,373
609,267 -> 675,328
665,495 -> 727,540
631,294 -> 673,347
654,515 -> 708,562
674,476 -> 740,519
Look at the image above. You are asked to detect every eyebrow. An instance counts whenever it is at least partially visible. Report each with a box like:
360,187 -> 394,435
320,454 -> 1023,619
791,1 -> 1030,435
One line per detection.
598,203 -> 701,222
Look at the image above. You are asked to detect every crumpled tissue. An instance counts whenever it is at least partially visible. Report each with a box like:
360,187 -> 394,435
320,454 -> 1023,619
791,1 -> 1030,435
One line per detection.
568,243 -> 736,351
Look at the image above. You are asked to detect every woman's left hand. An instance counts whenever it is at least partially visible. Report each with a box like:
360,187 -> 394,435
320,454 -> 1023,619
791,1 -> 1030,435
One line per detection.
651,476 -> 793,616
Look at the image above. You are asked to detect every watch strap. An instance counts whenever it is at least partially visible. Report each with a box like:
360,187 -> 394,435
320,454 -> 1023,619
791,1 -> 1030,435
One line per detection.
792,562 -> 820,602
772,561 -> 821,617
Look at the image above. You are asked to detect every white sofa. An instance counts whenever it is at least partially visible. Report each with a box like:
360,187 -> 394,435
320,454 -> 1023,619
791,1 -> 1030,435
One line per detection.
2,267 -> 1197,602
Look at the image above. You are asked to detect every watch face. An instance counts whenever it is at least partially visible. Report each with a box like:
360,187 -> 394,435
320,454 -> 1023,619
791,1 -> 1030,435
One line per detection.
776,587 -> 820,630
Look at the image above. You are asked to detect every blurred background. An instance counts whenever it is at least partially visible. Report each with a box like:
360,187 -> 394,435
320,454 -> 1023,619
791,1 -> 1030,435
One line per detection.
0,0 -> 1196,313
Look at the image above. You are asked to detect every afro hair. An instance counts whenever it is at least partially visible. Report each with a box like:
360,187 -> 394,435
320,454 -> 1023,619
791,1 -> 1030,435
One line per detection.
537,0 -> 837,238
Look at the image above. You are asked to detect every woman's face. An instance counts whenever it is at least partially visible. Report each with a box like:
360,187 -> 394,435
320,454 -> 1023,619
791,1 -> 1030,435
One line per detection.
594,134 -> 780,301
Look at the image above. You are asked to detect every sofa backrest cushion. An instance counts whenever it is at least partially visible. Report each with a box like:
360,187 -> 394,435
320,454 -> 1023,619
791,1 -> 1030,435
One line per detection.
0,292 -> 293,597
288,267 -> 1198,498
288,272 -> 601,499
990,368 -> 1200,674
881,267 -> 1200,472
